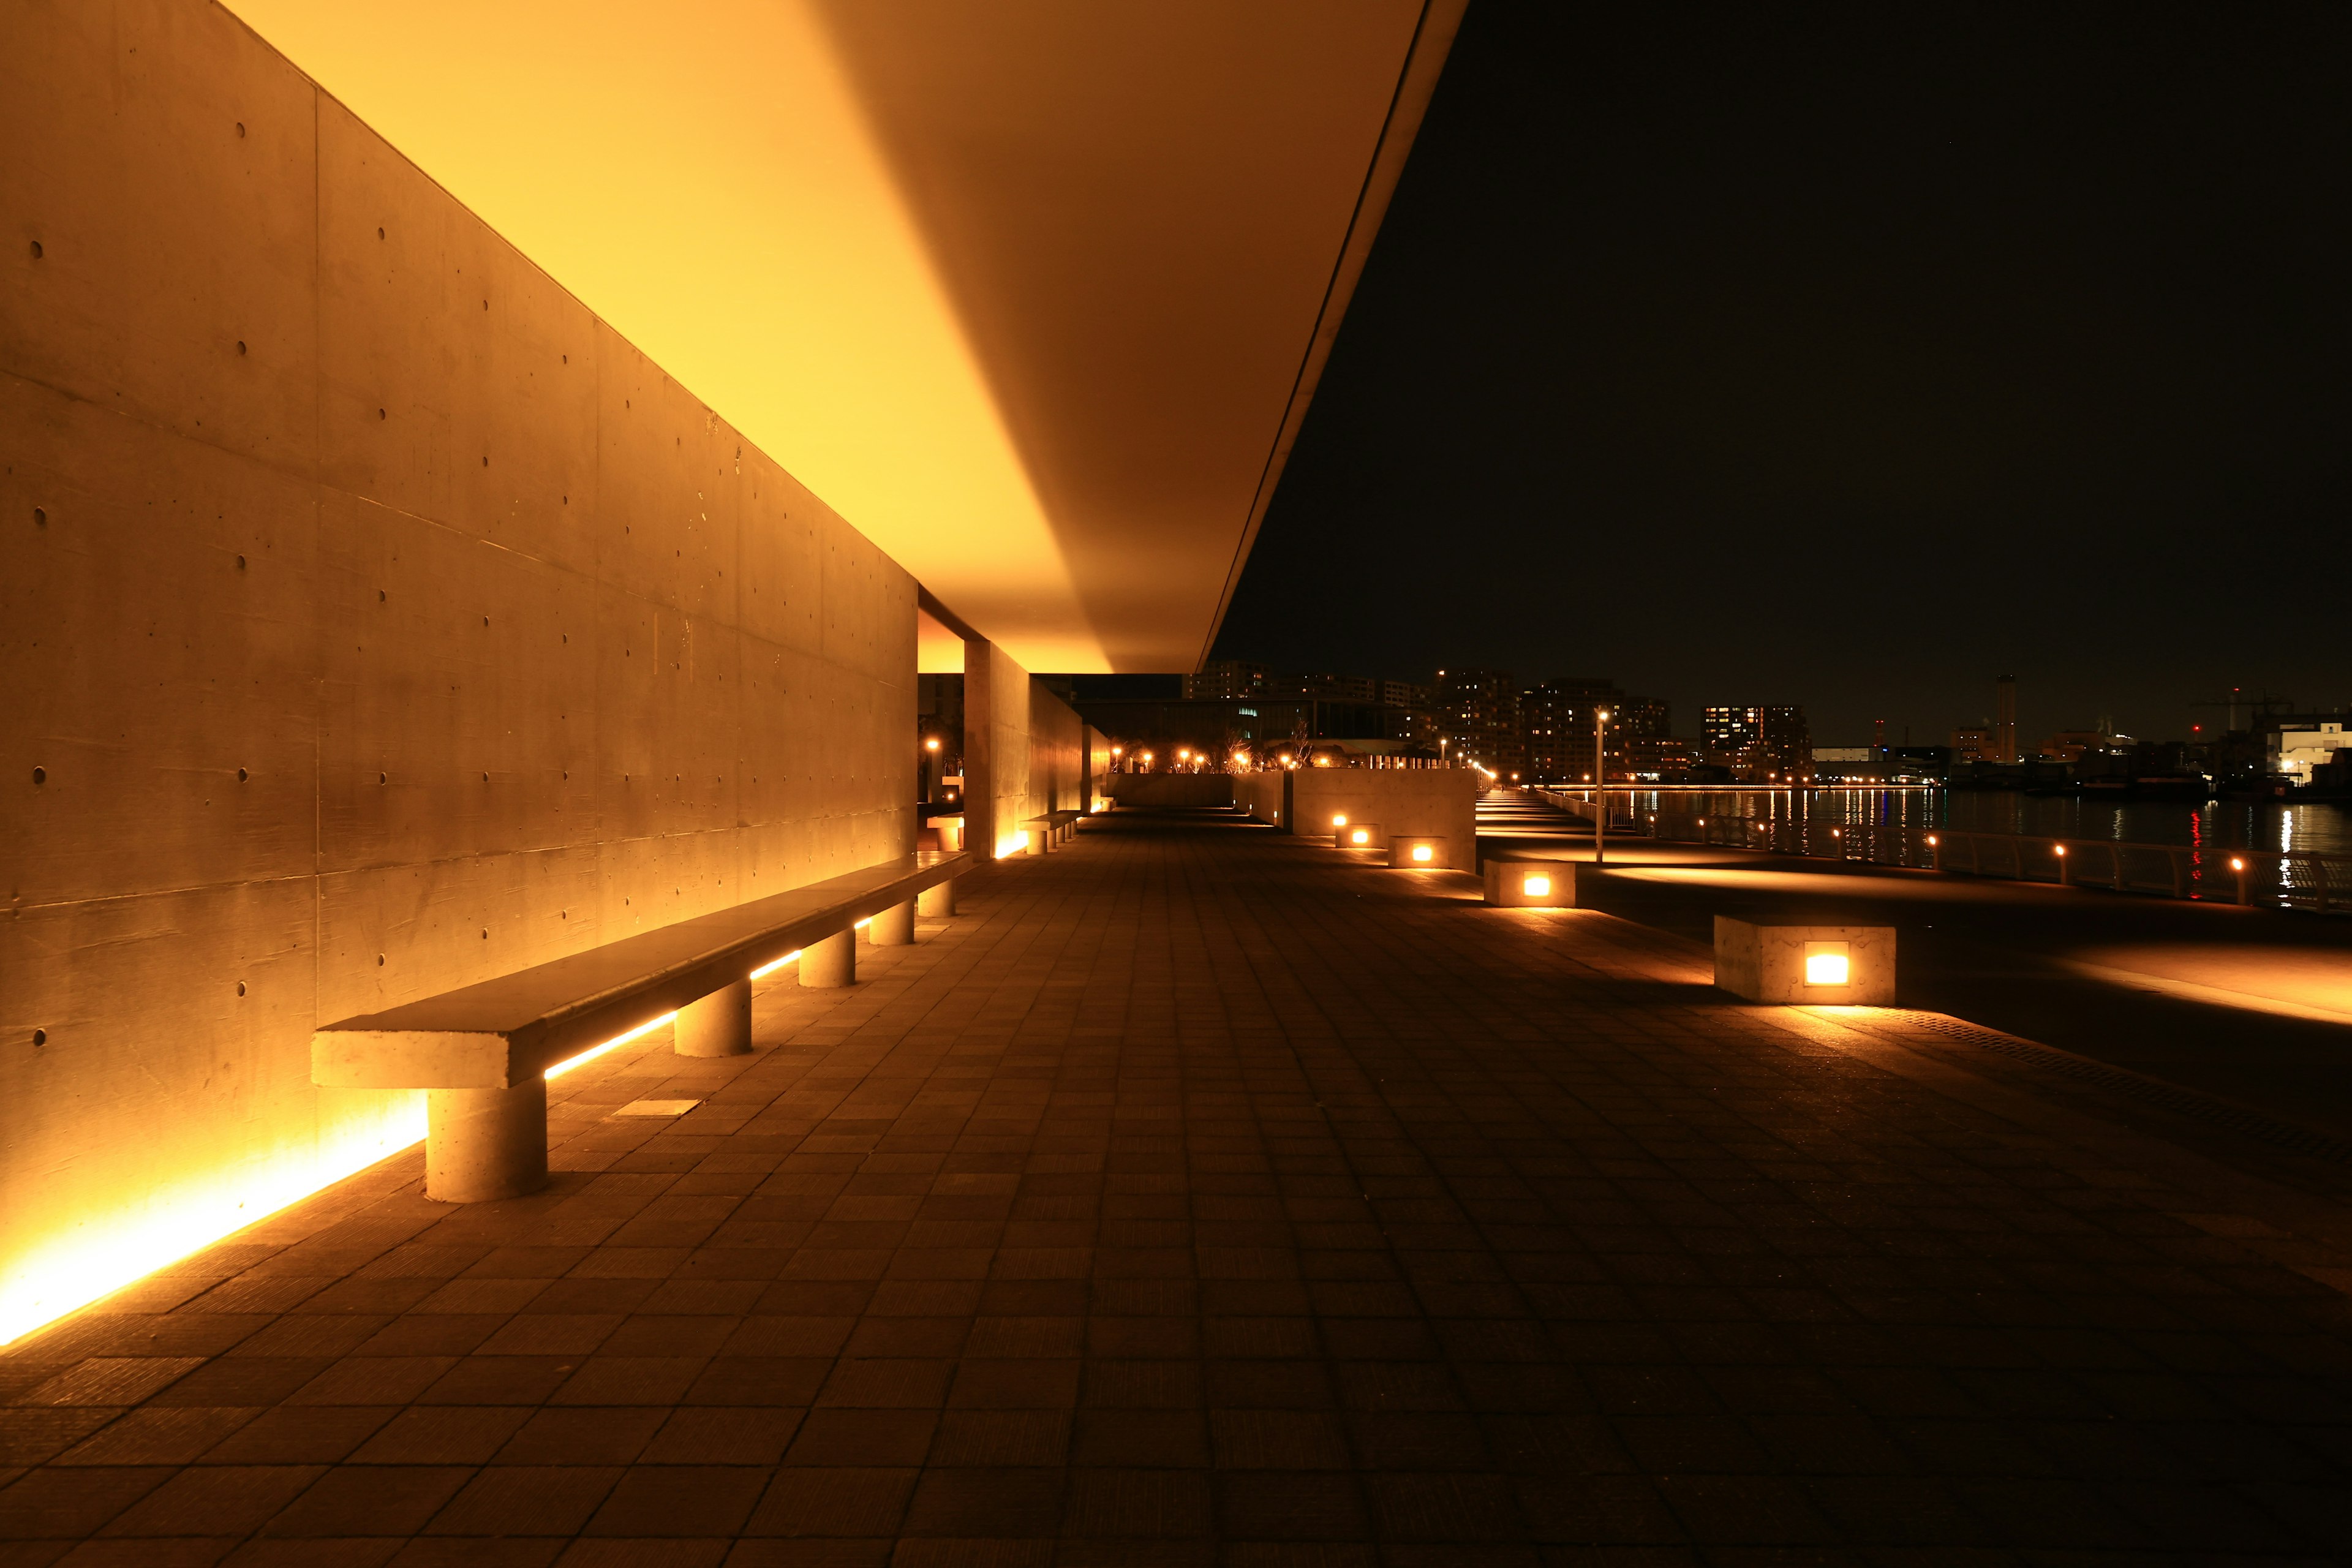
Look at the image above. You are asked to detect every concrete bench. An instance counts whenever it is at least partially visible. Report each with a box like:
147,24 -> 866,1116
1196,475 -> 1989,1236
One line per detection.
1713,916 -> 1894,1005
1020,809 -> 1085,854
313,850 -> 970,1204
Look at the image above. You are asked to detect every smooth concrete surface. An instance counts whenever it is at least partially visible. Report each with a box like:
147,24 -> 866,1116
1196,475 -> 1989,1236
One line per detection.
1,1 -> 918,1333
867,899 -> 915,946
11,813 -> 2352,1559
673,979 -> 753,1058
1712,916 -> 1898,1005
222,1 -> 1466,674
1106,774 -> 1238,808
798,929 -> 856,989
963,639 -> 1085,858
916,879 -> 957,918
1283,766 -> 1477,851
421,1080 -> 547,1203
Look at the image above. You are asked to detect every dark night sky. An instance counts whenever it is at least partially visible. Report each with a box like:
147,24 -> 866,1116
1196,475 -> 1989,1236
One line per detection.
1212,1 -> 2352,745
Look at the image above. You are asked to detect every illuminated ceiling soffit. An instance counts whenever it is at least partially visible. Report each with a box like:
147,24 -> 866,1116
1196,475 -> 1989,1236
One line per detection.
226,0 -> 1458,672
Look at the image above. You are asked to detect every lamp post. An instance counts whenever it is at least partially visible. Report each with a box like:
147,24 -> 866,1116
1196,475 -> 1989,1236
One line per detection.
1594,707 -> 1611,865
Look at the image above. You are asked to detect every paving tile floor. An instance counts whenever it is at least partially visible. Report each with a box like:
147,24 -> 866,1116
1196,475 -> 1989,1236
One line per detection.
6,810 -> 2352,1564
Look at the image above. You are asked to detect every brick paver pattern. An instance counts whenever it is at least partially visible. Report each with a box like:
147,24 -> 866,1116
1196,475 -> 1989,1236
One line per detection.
4,812 -> 2351,1564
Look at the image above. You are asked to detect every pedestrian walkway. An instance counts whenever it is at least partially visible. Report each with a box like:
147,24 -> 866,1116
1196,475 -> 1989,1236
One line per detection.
5,809 -> 2351,1562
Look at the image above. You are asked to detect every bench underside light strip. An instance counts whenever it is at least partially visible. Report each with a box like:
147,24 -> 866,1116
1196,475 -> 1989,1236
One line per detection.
0,937 -> 846,1346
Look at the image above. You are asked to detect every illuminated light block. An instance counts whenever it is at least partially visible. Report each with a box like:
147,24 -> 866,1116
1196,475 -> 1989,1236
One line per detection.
1483,858 -> 1575,907
1713,918 -> 1894,1005
1333,820 -> 1384,849
1387,834 -> 1450,869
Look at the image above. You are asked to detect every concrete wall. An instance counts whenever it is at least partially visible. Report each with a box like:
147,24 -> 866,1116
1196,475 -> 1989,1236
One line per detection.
1028,682 -> 1084,818
1234,771 -> 1285,824
1283,768 -> 1477,851
1107,775 -> 1238,809
0,0 -> 914,1337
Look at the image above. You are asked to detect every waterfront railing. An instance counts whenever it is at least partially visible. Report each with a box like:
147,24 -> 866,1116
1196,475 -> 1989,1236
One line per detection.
1637,809 -> 2348,913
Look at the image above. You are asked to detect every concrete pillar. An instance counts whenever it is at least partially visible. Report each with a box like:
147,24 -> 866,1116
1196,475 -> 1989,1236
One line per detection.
1025,823 -> 1052,856
918,878 -> 957,917
869,899 -> 915,946
963,632 -> 996,859
674,979 -> 752,1057
801,928 -> 856,987
425,1080 -> 548,1203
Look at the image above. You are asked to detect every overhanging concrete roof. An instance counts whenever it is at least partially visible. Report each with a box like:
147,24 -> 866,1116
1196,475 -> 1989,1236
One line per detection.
226,0 -> 1463,673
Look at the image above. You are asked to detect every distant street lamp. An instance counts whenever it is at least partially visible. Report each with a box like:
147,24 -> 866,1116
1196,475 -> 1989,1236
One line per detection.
1594,708 -> 1611,865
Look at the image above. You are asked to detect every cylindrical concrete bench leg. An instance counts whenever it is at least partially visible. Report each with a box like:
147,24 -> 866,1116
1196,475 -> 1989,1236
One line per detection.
869,899 -> 915,946
426,1080 -> 548,1203
801,928 -> 856,987
918,878 -> 956,918
674,978 -> 752,1057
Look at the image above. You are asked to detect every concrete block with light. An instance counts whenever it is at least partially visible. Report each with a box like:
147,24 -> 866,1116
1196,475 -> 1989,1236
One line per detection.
1387,834 -> 1451,868
1335,820 -> 1384,850
1712,917 -> 1895,1005
1483,859 -> 1578,907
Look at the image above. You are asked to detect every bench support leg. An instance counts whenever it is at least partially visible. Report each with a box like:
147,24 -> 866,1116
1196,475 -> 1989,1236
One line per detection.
675,979 -> 752,1057
801,928 -> 856,987
425,1080 -> 548,1203
869,899 -> 915,946
918,878 -> 956,918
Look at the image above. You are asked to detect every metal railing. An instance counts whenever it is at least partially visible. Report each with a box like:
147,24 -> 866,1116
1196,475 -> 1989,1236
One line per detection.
1642,809 -> 2350,913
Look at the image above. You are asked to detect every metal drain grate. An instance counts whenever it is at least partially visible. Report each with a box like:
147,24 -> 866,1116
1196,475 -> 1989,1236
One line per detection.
1868,1009 -> 2352,1165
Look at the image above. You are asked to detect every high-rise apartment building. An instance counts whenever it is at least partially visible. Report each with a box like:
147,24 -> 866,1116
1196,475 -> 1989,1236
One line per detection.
1183,659 -> 1267,701
1437,667 -> 1523,774
1703,704 -> 1811,778
1521,677 -> 1623,781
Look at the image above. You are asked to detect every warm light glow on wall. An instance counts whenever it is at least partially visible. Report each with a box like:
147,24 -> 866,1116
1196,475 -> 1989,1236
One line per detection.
0,1092 -> 426,1348
997,833 -> 1032,858
1411,844 -> 1433,862
749,951 -> 802,981
1804,943 -> 1851,986
229,0 -> 1097,666
1350,828 -> 1370,845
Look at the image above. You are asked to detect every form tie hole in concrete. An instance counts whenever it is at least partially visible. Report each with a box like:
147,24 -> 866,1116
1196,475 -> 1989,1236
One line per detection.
377,227 -> 385,239
481,929 -> 489,940
378,590 -> 385,601
378,409 -> 385,420
29,240 -> 42,259
481,456 -> 488,467
32,1029 -> 45,1046
481,772 -> 489,782
376,954 -> 385,966
33,507 -> 46,526
32,766 -> 47,785
236,555 -> 246,570
236,981 -> 246,997
236,341 -> 246,355
236,767 -> 248,783
482,616 -> 489,626
235,122 -> 244,137
379,772 -> 386,784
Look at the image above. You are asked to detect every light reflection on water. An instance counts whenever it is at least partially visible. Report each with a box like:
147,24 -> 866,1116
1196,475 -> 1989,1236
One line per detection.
1614,788 -> 2352,858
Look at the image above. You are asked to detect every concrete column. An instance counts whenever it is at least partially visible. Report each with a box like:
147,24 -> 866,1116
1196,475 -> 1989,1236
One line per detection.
425,1080 -> 549,1203
869,899 -> 915,946
674,979 -> 752,1057
801,928 -> 856,987
963,632 -> 996,859
918,878 -> 957,917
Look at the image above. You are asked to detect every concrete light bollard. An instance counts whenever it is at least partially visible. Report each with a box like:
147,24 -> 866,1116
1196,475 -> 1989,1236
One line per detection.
1024,821 -> 1052,856
1387,834 -> 1450,869
425,1080 -> 548,1203
801,928 -> 856,987
918,878 -> 957,918
674,978 -> 752,1057
1713,916 -> 1895,1005
1335,820 -> 1384,850
1484,859 -> 1577,907
868,899 -> 915,946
